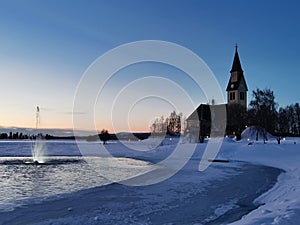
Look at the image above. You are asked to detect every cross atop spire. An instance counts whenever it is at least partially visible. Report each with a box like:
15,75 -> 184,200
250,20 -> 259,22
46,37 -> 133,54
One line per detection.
230,44 -> 243,73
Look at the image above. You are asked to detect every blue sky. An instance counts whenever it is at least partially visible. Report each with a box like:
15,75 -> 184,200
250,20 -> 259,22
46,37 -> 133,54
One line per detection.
0,0 -> 299,132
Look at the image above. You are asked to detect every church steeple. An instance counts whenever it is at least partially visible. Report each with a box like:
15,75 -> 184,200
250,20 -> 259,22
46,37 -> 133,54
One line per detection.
230,44 -> 243,73
226,45 -> 248,109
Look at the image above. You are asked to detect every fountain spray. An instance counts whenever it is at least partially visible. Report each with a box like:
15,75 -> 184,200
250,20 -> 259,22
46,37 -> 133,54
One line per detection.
32,106 -> 47,163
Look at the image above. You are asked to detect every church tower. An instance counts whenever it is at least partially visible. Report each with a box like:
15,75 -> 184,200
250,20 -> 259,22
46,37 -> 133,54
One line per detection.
226,45 -> 248,108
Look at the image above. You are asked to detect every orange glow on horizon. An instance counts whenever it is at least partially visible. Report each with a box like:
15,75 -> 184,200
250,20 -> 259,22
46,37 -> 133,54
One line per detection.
1,121 -> 151,134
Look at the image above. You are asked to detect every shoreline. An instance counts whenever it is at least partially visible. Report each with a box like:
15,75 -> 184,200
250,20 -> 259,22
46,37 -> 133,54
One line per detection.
0,159 -> 282,225
207,165 -> 284,225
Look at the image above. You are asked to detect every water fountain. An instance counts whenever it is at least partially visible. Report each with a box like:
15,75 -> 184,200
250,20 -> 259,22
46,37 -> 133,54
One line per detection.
0,106 -> 83,166
32,106 -> 47,163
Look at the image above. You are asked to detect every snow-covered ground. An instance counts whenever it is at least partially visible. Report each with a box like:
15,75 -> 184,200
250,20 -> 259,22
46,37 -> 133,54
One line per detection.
0,136 -> 299,224
224,139 -> 300,225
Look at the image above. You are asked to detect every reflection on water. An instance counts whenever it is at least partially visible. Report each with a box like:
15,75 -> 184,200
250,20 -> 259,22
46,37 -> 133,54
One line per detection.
0,156 -> 151,212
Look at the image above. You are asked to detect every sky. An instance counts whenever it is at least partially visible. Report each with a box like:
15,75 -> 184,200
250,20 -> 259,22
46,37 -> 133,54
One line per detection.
0,0 -> 299,133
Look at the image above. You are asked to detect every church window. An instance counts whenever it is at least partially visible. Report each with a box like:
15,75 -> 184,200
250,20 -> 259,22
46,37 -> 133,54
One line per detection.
230,92 -> 235,100
231,72 -> 238,82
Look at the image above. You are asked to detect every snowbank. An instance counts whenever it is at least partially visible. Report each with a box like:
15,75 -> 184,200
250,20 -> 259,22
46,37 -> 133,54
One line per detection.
223,138 -> 300,225
241,126 -> 274,141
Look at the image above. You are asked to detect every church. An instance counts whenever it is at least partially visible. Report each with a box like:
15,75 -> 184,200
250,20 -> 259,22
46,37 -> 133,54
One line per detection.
186,46 -> 248,142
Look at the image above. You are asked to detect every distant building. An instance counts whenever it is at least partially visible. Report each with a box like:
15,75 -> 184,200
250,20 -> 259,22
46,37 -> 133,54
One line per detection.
186,46 -> 248,141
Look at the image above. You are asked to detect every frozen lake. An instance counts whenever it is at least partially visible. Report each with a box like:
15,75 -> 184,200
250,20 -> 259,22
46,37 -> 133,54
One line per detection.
0,156 -> 152,213
0,140 -> 282,224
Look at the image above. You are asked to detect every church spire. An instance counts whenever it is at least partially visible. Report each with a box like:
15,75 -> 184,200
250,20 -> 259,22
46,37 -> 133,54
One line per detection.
230,44 -> 243,73
226,45 -> 248,109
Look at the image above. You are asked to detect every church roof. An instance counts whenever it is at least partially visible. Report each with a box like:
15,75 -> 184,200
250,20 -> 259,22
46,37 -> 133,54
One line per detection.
230,46 -> 243,73
186,104 -> 211,121
226,74 -> 248,91
186,104 -> 227,121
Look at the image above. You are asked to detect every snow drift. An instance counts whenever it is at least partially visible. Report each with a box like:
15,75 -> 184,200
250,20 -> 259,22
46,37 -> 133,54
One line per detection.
241,126 -> 274,141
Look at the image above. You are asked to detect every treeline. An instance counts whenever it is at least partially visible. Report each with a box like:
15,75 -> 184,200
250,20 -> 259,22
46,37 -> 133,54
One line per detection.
0,132 -> 76,140
86,130 -> 151,143
277,103 -> 300,136
0,132 -> 31,139
150,111 -> 183,134
227,88 -> 300,139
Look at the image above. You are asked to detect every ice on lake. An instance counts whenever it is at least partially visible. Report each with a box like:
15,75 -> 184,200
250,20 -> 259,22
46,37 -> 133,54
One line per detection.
0,139 -> 284,224
0,140 -> 153,212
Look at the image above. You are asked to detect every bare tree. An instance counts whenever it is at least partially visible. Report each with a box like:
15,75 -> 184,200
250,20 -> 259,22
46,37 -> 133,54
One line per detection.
166,111 -> 182,133
249,88 -> 278,136
150,111 -> 183,134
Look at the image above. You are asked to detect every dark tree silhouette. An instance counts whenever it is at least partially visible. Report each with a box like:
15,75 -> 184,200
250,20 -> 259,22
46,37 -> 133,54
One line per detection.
278,103 -> 300,136
0,133 -> 8,139
278,107 -> 290,135
99,129 -> 109,144
227,104 -> 247,140
295,103 -> 300,135
248,88 -> 278,137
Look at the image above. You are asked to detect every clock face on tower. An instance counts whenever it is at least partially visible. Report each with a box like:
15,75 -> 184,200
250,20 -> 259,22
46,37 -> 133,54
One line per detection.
231,84 -> 234,89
